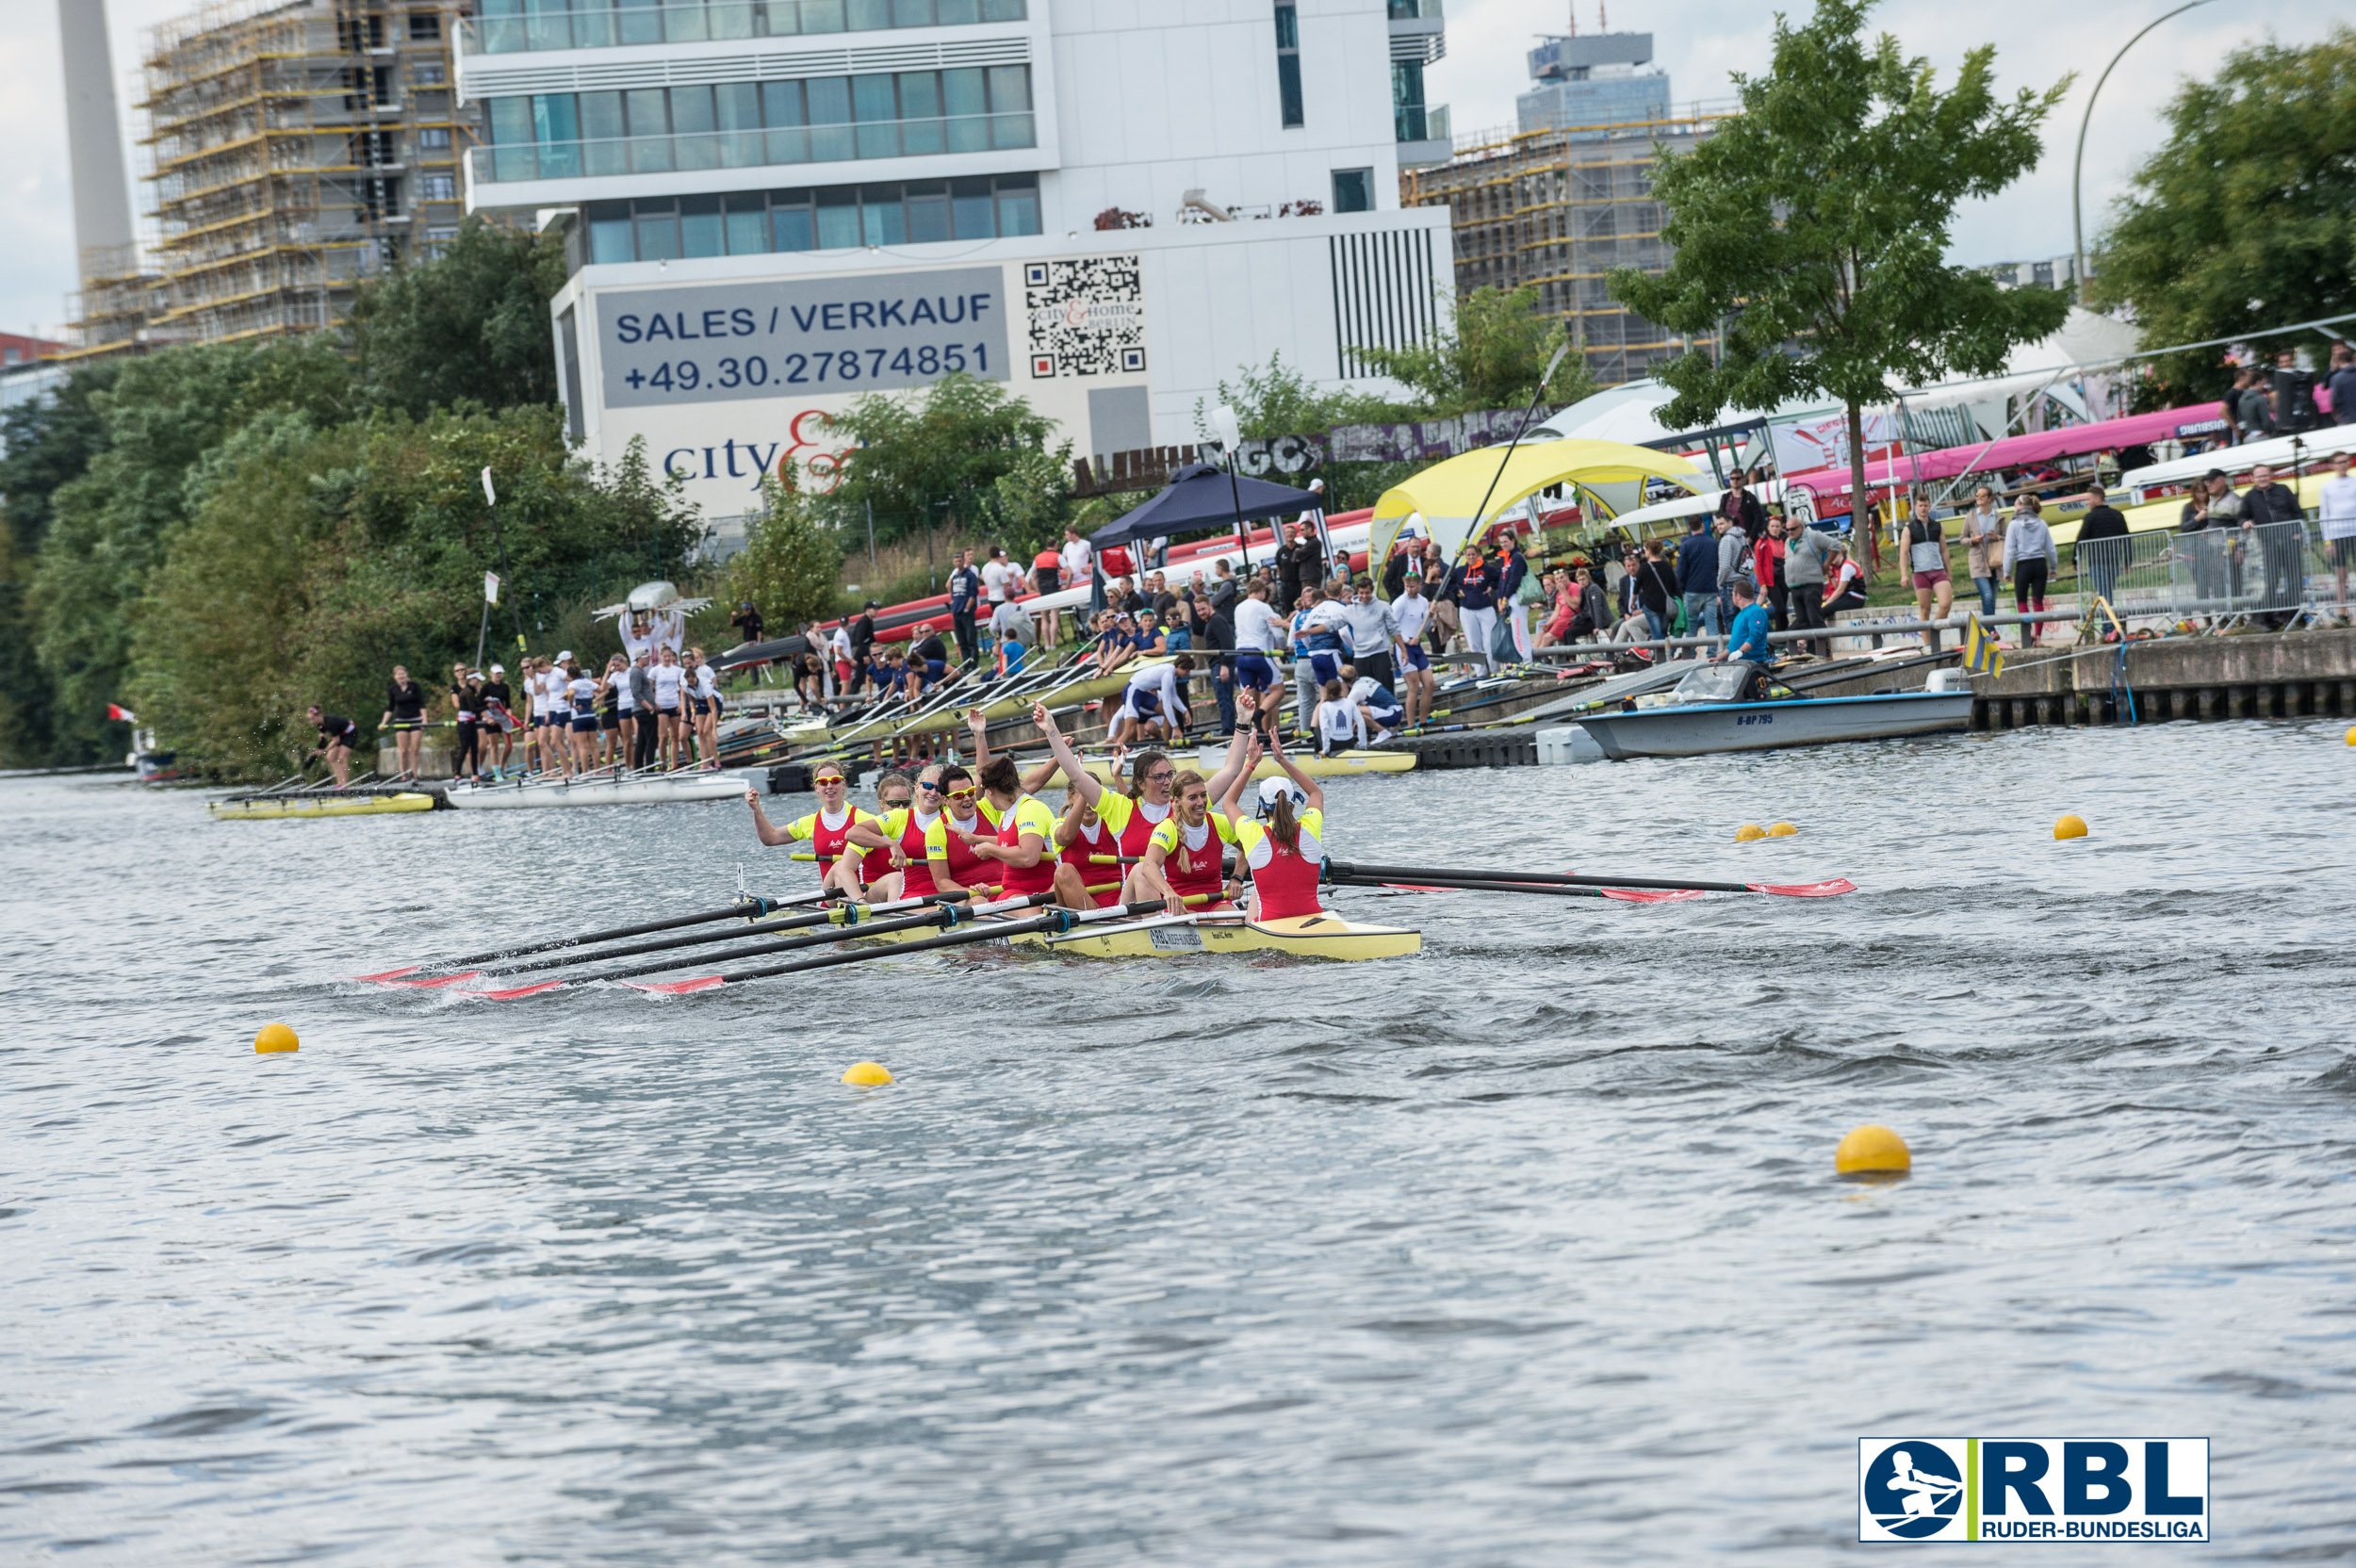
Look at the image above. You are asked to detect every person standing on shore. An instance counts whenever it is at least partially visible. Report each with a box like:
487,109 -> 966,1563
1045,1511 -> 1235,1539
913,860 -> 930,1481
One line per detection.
380,664 -> 427,781
1898,496 -> 1955,650
2239,462 -> 2306,625
2316,450 -> 2356,622
1388,569 -> 1434,729
1338,579 -> 1398,694
1779,520 -> 1838,659
1676,514 -> 1718,655
2003,495 -> 2058,642
627,652 -> 658,769
2074,485 -> 2132,612
1959,486 -> 2007,619
447,662 -> 483,783
1752,517 -> 1789,632
945,549 -> 982,668
479,662 -> 515,778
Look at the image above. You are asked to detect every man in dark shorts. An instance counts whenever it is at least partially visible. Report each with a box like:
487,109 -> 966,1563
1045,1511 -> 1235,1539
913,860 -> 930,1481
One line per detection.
478,662 -> 515,777
307,706 -> 362,788
909,622 -> 951,696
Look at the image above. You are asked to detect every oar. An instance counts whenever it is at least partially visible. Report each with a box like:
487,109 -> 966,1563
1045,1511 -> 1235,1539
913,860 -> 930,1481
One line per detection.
1325,873 -> 1699,904
623,898 -> 1168,995
351,890 -> 833,981
1323,860 -> 1856,897
584,891 -> 1051,984
473,891 -> 957,977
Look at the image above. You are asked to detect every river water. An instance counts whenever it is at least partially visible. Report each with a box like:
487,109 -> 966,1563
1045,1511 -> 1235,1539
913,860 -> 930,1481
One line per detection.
6,717 -> 2354,1564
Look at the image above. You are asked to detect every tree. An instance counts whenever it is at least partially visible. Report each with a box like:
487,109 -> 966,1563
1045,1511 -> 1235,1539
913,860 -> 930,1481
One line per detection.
1355,285 -> 1597,418
0,364 -> 118,766
346,217 -> 568,416
817,373 -> 1058,546
1190,351 -> 1391,440
725,483 -> 846,640
1610,0 -> 2072,578
2092,28 -> 2356,401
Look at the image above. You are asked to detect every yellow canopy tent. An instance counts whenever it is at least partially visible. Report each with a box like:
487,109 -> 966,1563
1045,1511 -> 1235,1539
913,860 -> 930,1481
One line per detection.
1368,437 -> 1706,571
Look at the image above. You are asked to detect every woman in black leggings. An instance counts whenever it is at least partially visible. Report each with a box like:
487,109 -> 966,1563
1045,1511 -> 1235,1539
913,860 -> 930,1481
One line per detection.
448,663 -> 483,782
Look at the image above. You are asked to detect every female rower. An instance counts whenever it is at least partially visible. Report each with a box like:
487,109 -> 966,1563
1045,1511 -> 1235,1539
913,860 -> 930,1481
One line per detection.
448,662 -> 483,783
305,705 -> 360,788
544,653 -> 575,776
1215,731 -> 1328,923
742,762 -> 878,900
1311,678 -> 1365,755
1031,700 -> 1251,903
1134,730 -> 1252,916
962,754 -> 1092,910
651,647 -> 688,771
1052,785 -> 1122,906
843,760 -> 946,903
922,765 -> 1005,904
478,662 -> 515,777
597,655 -> 627,768
564,662 -> 602,776
379,664 -> 427,781
689,647 -> 723,768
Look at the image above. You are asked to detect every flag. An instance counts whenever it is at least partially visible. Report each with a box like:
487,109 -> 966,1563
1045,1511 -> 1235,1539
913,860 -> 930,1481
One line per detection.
106,703 -> 136,723
484,570 -> 500,604
1960,613 -> 2004,679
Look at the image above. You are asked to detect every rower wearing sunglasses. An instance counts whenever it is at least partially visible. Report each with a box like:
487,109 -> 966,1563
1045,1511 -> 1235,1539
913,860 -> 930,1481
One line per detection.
1132,729 -> 1253,916
742,763 -> 880,901
842,760 -> 945,904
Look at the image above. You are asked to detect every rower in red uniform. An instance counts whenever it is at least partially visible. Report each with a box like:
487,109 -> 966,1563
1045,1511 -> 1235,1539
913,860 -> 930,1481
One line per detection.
1029,700 -> 1252,904
1215,730 -> 1328,922
1135,730 -> 1252,915
1052,788 -> 1123,906
742,762 -> 876,899
923,764 -> 1004,901
843,761 -> 944,902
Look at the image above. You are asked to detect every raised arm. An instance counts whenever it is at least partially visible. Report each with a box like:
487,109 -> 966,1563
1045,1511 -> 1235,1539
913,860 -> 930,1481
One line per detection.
1029,702 -> 1104,809
1202,726 -> 1252,805
1266,730 -> 1323,815
1217,729 -> 1263,830
742,786 -> 796,847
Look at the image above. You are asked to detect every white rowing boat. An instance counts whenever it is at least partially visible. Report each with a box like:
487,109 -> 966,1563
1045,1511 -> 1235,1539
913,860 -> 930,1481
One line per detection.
443,770 -> 752,809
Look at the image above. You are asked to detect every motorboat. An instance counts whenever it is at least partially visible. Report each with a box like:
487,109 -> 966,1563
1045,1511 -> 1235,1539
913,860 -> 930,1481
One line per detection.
1568,663 -> 1975,760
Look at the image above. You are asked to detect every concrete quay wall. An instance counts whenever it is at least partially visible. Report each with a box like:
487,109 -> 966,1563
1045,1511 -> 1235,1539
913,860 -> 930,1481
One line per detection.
1970,628 -> 2356,729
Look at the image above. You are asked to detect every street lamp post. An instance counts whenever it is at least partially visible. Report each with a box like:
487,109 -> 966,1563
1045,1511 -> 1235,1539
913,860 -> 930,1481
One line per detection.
2073,0 -> 2215,291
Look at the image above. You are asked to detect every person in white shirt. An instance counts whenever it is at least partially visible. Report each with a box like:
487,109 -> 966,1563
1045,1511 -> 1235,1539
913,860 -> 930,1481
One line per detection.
980,546 -> 1017,607
687,648 -> 723,769
2320,449 -> 2356,621
826,623 -> 855,699
1342,668 -> 1406,743
1311,678 -> 1364,755
1230,580 -> 1288,734
1060,526 -> 1097,612
1108,654 -> 1194,745
1388,573 -> 1435,729
650,646 -> 689,770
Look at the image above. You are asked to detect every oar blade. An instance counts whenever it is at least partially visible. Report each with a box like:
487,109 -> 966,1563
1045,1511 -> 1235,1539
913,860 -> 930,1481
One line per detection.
466,980 -> 568,1001
347,965 -> 424,983
1600,887 -> 1706,903
620,975 -> 726,996
1748,878 -> 1857,898
381,970 -> 484,988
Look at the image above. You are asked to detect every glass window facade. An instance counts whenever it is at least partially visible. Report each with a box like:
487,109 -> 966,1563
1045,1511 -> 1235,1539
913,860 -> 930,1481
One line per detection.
473,0 -> 1027,54
582,173 -> 1039,262
1332,168 -> 1372,213
1274,3 -> 1302,127
481,67 -> 1034,182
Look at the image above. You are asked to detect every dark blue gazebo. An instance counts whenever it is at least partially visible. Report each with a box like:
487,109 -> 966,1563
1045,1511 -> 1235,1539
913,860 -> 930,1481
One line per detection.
1088,463 -> 1319,553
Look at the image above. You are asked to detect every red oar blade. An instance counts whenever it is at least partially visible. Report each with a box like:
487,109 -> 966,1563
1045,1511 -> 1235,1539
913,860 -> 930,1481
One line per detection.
1748,879 -> 1857,898
348,965 -> 424,983
620,975 -> 725,996
382,971 -> 484,988
466,980 -> 567,1001
1601,887 -> 1707,903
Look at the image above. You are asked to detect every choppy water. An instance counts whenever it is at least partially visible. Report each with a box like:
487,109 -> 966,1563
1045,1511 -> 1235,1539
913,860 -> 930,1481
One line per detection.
6,718 -> 2355,1564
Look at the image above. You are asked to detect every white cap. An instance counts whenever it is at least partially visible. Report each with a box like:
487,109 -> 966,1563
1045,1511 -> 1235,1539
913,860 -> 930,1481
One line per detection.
490,662 -> 504,673
556,649 -> 573,662
1255,776 -> 1307,819
1308,478 -> 1325,492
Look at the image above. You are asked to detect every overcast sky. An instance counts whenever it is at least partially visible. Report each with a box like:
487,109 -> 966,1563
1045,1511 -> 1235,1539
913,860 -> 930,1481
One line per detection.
0,0 -> 2339,342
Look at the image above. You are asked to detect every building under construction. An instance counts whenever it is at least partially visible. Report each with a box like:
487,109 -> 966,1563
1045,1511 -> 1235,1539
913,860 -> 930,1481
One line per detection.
136,0 -> 479,346
1404,106 -> 1728,388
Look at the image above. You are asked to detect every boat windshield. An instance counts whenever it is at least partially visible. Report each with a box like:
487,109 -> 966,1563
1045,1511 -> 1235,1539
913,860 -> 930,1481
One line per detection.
1668,664 -> 1806,705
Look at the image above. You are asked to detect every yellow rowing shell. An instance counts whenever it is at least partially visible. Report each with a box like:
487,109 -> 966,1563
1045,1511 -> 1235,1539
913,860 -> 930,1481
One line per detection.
1016,910 -> 1420,961
1072,748 -> 1415,784
780,659 -> 1173,746
208,792 -> 436,820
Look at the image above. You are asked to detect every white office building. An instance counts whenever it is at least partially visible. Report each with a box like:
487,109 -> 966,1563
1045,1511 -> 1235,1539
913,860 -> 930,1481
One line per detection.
455,0 -> 1454,528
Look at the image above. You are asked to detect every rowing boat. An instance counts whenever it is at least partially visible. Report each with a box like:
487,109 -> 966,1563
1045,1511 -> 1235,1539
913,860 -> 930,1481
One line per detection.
443,772 -> 750,808
208,792 -> 436,821
777,658 -> 1174,747
1015,909 -> 1421,961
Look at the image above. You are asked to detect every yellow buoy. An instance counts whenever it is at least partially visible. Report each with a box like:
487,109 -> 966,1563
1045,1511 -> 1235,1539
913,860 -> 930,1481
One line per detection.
254,1022 -> 299,1054
1835,1123 -> 1911,1177
1734,823 -> 1766,842
2345,727 -> 2355,745
1766,822 -> 1799,837
841,1061 -> 893,1086
2053,813 -> 2088,840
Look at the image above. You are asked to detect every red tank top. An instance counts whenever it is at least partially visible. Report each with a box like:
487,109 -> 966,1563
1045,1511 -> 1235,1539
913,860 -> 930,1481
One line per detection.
932,812 -> 996,892
996,800 -> 1059,898
897,809 -> 936,897
1109,794 -> 1168,861
806,808 -> 858,871
1062,821 -> 1121,906
1248,825 -> 1324,921
1160,820 -> 1230,906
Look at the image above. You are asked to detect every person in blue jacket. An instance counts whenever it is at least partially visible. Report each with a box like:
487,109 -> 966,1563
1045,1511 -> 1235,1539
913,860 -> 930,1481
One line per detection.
1717,580 -> 1773,667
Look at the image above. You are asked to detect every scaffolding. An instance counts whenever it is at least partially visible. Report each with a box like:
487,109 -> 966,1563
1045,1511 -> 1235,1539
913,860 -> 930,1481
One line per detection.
1403,108 -> 1734,388
136,0 -> 479,347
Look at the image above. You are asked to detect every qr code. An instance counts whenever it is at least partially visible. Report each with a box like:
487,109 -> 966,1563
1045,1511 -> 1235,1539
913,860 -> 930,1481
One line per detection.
1024,255 -> 1146,379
